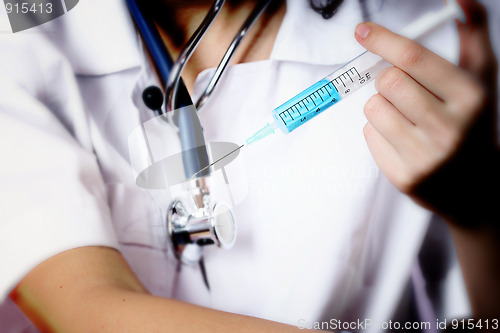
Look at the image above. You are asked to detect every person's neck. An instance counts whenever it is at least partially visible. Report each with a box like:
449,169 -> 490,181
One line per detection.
156,0 -> 285,94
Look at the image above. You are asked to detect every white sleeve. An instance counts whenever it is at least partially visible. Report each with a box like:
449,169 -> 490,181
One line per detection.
0,35 -> 119,301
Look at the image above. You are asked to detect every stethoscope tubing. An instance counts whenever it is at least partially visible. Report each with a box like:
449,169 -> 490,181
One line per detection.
126,0 -> 209,177
126,0 -> 272,178
125,0 -> 175,89
166,0 -> 226,112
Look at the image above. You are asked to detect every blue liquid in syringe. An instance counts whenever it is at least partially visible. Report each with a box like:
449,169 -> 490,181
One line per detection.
272,78 -> 342,134
246,56 -> 386,145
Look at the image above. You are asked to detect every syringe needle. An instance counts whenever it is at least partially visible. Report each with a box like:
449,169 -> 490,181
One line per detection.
190,144 -> 245,179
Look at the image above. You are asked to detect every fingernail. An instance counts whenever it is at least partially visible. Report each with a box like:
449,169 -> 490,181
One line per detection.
355,23 -> 371,40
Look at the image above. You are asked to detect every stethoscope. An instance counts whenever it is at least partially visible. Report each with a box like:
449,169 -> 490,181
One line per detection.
125,0 -> 272,289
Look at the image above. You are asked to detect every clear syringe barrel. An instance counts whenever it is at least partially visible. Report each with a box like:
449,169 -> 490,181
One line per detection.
272,51 -> 388,134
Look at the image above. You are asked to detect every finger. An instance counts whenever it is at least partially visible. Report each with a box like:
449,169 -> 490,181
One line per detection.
363,123 -> 411,193
364,93 -> 418,154
355,22 -> 472,102
374,66 -> 449,131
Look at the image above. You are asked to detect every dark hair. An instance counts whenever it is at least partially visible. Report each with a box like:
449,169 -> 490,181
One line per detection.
309,0 -> 344,19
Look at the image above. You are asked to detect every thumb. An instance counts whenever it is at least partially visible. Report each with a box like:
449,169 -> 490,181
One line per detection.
456,0 -> 497,83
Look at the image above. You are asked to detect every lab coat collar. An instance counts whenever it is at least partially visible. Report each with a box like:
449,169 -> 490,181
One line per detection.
46,0 -> 141,76
271,0 -> 367,66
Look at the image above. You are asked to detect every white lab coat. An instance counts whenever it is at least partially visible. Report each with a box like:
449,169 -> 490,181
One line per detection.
0,0 -> 498,332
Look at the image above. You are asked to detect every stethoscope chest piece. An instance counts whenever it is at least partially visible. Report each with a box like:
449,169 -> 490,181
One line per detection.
166,177 -> 236,266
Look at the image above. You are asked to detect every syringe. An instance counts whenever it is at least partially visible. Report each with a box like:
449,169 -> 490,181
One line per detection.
246,0 -> 464,145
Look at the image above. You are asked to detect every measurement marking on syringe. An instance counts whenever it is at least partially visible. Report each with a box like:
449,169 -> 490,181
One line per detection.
279,66 -> 360,125
279,112 -> 287,123
321,86 -> 331,97
277,80 -> 341,125
335,77 -> 346,88
329,82 -> 338,93
351,67 -> 361,78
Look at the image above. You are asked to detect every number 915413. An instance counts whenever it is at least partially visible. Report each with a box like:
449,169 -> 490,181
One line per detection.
5,2 -> 53,14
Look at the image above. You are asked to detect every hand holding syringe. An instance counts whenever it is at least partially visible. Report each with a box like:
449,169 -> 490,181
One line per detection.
195,0 -> 500,319
192,0 -> 465,178
245,0 -> 465,145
